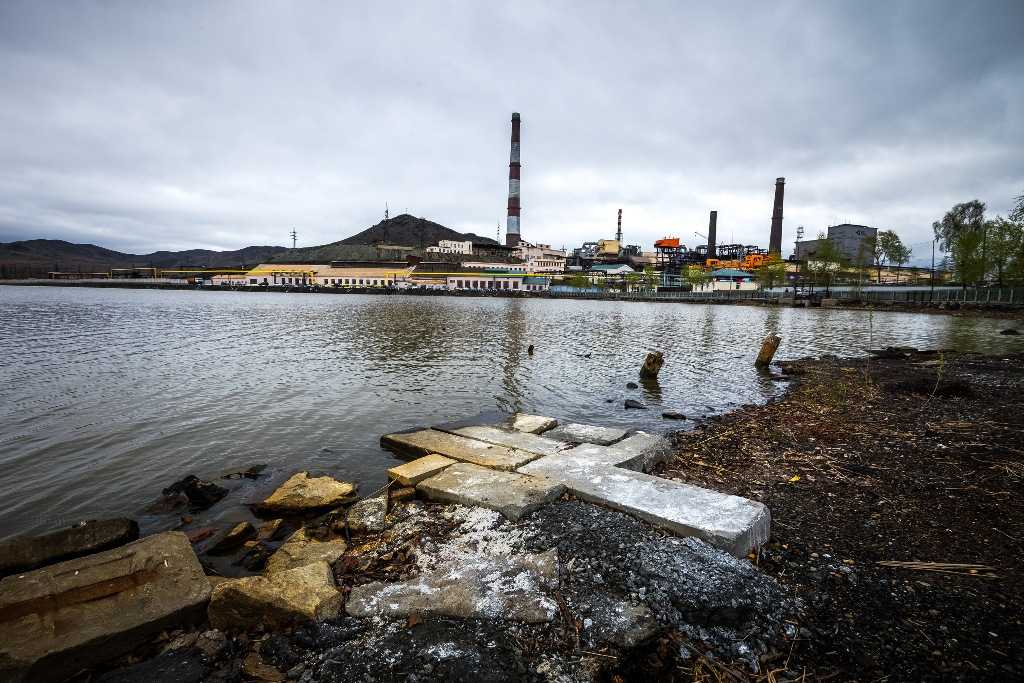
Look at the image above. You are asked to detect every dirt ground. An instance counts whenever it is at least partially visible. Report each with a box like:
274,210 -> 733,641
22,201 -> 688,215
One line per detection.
655,350 -> 1024,681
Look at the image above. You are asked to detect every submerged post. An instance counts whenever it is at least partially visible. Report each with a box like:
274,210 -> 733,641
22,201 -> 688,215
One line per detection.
755,335 -> 781,368
640,351 -> 664,379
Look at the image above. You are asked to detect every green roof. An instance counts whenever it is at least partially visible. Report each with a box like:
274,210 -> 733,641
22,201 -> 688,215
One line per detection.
710,268 -> 752,277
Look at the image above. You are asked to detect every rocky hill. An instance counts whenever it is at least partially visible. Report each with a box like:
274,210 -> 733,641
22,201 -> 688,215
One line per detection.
268,214 -> 496,263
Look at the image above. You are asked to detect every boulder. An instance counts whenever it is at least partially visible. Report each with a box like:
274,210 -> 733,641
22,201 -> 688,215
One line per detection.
1000,328 -> 1020,335
264,528 -> 347,576
207,561 -> 342,630
0,532 -> 211,683
661,411 -> 687,420
626,382 -> 639,389
0,518 -> 139,577
207,522 -> 257,555
257,472 -> 357,514
346,550 -> 558,623
624,399 -> 646,409
162,475 -> 228,511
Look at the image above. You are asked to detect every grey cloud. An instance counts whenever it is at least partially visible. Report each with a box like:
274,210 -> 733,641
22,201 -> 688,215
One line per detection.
0,0 -> 1021,255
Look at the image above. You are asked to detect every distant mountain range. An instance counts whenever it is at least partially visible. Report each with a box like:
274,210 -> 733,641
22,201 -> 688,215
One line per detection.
0,214 -> 497,277
0,240 -> 288,277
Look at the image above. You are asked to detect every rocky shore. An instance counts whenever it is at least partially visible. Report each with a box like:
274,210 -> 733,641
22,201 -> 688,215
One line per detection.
1,350 -> 1021,682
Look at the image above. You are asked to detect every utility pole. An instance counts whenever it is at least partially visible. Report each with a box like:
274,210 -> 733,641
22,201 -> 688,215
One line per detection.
930,238 -> 935,302
290,229 -> 297,249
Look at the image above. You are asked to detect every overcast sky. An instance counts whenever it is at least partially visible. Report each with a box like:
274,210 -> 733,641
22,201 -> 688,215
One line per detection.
1,1 -> 1021,259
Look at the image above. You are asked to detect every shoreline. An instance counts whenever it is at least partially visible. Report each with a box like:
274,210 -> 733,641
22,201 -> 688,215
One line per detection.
4,278 -> 1024,319
1,350 -> 1020,680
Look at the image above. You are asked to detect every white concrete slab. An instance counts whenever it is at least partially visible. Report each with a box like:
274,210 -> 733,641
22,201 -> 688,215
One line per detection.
381,429 -> 540,471
519,444 -> 770,558
417,463 -> 565,521
449,425 -> 571,457
543,423 -> 628,446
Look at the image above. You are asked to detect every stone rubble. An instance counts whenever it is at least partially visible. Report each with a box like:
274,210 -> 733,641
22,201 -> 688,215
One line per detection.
264,527 -> 347,576
208,561 -> 343,630
387,453 -> 457,486
257,472 -> 357,514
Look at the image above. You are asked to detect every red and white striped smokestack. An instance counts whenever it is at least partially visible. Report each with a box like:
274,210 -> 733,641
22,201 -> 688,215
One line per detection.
505,113 -> 521,247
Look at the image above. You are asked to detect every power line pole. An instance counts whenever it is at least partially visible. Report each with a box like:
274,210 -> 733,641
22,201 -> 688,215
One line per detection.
290,229 -> 297,249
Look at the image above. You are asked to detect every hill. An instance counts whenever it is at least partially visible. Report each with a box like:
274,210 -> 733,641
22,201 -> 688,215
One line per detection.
0,239 -> 288,278
268,214 -> 496,263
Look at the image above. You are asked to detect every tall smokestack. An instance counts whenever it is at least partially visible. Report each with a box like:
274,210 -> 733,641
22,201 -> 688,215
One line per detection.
505,113 -> 521,247
769,177 -> 785,256
707,210 -> 717,259
616,209 -> 622,243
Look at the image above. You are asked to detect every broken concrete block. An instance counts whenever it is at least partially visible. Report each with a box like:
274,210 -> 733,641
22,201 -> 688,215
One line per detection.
606,431 -> 671,469
0,531 -> 211,683
543,423 -> 628,446
577,592 -> 658,648
346,550 -> 558,623
381,429 -> 540,471
510,413 -> 558,434
208,561 -> 342,630
448,425 -> 571,457
417,463 -> 564,521
0,518 -> 139,577
387,453 -> 456,486
264,528 -> 347,576
344,496 -> 387,534
257,472 -> 357,514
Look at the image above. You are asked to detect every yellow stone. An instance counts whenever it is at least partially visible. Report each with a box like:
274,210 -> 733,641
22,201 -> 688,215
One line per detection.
388,454 -> 457,487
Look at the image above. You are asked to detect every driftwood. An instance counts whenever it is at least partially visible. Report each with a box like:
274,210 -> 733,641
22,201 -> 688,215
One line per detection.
755,335 -> 782,368
639,351 -> 664,379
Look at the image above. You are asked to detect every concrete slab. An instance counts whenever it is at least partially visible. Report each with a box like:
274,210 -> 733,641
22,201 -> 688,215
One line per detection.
544,422 -> 628,446
387,454 -> 457,486
0,532 -> 210,682
449,425 -> 571,457
381,429 -> 540,471
510,414 -> 558,434
519,457 -> 769,557
518,444 -> 634,475
417,463 -> 565,521
607,431 -> 672,469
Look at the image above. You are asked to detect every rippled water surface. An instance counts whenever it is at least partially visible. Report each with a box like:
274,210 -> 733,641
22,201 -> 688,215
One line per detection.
1,286 -> 1021,541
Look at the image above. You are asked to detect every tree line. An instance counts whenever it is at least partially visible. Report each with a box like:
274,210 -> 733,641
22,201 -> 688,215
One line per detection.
933,192 -> 1024,287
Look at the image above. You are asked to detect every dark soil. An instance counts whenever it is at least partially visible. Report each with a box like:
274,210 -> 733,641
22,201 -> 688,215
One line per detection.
656,351 -> 1024,681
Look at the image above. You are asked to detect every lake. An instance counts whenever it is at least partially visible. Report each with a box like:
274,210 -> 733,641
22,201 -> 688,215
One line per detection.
1,285 -> 1021,543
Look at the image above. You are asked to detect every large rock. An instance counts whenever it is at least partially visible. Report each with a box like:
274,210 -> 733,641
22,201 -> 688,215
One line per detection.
208,561 -> 342,630
0,532 -> 210,683
346,550 -> 559,623
417,463 -> 564,521
257,472 -> 357,514
0,518 -> 139,577
264,528 -> 347,576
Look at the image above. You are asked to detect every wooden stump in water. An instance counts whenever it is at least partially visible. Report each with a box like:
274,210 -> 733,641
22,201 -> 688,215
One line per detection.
755,334 -> 781,368
640,351 -> 664,379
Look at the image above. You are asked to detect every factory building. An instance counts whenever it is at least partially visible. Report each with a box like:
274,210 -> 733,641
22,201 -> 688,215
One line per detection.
516,242 -> 566,273
794,224 -> 877,265
425,240 -> 473,255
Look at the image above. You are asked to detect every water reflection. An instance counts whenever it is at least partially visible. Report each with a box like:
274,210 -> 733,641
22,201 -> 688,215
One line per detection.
0,286 -> 1021,542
